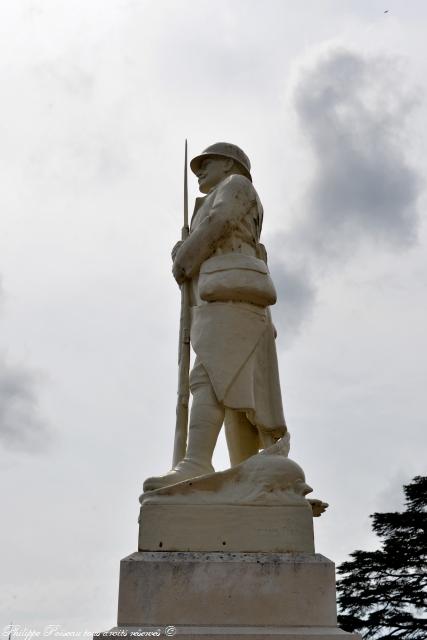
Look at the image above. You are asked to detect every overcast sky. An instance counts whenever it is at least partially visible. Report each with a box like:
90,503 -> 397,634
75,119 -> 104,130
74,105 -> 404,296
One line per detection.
1,0 -> 426,632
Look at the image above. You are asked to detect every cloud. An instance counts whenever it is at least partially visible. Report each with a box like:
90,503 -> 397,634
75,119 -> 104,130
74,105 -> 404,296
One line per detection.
291,46 -> 422,259
0,285 -> 51,453
269,45 -> 423,341
268,258 -> 316,344
0,356 -> 52,452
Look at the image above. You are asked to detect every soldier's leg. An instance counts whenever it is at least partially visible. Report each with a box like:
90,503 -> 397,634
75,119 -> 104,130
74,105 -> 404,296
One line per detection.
224,409 -> 260,466
143,359 -> 224,492
184,359 -> 225,467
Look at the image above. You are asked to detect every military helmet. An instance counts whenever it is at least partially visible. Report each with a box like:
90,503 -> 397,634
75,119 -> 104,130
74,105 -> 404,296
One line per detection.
190,142 -> 252,181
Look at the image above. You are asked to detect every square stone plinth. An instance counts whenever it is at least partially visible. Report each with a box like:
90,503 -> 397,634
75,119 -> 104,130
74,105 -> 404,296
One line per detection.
118,551 -> 339,628
138,504 -> 315,553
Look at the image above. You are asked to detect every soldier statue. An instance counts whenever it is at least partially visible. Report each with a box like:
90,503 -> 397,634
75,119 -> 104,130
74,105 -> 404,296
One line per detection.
144,142 -> 287,491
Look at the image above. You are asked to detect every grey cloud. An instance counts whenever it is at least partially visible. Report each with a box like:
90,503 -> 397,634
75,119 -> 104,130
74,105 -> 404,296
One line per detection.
0,356 -> 52,452
268,256 -> 316,344
0,283 -> 51,452
291,47 -> 422,258
268,46 -> 422,341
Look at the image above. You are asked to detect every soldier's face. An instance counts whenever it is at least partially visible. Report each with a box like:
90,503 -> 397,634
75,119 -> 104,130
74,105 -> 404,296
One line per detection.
197,157 -> 231,193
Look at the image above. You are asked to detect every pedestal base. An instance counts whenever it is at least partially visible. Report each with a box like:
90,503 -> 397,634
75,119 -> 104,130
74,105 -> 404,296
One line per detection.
97,625 -> 358,639
96,551 -> 360,639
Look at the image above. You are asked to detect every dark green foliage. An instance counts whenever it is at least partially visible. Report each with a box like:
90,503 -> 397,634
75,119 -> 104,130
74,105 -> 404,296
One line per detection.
337,476 -> 427,639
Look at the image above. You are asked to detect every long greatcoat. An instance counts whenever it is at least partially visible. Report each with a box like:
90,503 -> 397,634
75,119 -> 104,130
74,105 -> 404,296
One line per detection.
174,174 -> 286,437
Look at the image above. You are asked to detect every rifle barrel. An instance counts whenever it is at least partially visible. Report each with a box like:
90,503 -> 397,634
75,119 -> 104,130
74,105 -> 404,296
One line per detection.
172,139 -> 191,467
184,139 -> 188,230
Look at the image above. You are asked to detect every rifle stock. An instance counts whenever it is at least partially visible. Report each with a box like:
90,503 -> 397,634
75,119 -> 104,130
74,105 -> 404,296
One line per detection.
173,246 -> 190,466
172,141 -> 190,467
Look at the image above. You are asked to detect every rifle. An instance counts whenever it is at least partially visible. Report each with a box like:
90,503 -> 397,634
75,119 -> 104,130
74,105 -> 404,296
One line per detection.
172,140 -> 191,467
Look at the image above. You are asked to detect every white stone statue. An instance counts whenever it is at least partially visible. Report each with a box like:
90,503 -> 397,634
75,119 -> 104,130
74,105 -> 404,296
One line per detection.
98,143 -> 355,640
144,143 -> 288,492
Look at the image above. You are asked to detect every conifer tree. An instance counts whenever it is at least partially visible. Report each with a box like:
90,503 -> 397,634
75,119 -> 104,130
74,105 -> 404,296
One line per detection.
337,475 -> 427,639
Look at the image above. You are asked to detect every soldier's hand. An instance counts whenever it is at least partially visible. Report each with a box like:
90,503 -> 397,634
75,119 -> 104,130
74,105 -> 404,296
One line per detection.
172,260 -> 186,286
171,240 -> 183,261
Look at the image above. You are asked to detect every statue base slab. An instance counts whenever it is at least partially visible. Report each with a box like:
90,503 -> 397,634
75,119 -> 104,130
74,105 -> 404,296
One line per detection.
138,503 -> 314,552
97,626 -> 360,639
98,551 -> 359,639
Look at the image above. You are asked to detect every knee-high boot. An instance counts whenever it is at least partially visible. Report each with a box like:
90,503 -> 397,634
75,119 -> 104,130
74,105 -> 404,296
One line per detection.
143,398 -> 224,492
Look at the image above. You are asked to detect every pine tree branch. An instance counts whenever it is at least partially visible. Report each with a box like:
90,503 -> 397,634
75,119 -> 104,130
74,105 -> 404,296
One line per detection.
336,475 -> 427,638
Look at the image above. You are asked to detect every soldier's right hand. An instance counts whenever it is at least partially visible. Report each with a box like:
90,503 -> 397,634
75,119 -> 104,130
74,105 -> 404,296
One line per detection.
171,240 -> 183,261
172,260 -> 186,285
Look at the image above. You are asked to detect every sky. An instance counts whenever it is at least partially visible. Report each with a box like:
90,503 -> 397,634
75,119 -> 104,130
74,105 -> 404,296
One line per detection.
0,0 -> 426,632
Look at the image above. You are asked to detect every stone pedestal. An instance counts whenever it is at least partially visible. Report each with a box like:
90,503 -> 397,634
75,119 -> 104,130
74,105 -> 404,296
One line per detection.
96,448 -> 360,639
95,551 -> 360,639
139,503 -> 315,553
